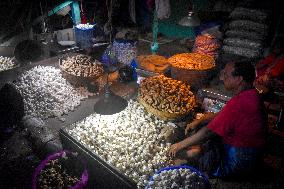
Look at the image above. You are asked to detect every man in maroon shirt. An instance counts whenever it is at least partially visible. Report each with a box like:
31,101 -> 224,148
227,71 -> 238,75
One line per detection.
169,60 -> 267,178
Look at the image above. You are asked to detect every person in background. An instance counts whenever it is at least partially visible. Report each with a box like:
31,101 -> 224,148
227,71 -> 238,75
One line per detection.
254,39 -> 284,94
0,83 -> 24,139
136,0 -> 153,34
169,60 -> 267,179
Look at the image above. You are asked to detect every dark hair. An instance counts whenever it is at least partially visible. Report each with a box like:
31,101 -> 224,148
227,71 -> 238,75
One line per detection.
232,60 -> 256,83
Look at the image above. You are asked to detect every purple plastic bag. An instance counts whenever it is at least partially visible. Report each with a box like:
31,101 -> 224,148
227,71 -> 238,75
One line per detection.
32,150 -> 88,189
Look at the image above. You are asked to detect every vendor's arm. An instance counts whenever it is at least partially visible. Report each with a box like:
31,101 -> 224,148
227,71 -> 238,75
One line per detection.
185,112 -> 217,135
169,126 -> 214,157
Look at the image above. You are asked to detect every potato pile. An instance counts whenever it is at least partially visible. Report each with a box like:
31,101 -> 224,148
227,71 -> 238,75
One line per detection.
37,159 -> 79,189
137,54 -> 169,73
139,75 -> 196,114
59,54 -> 104,77
168,53 -> 215,70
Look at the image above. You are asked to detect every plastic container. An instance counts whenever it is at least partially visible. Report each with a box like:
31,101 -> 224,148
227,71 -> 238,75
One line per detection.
74,24 -> 95,49
145,165 -> 211,189
32,150 -> 88,189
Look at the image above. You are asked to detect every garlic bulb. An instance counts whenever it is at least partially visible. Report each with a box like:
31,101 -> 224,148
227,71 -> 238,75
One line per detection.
14,65 -> 96,120
0,56 -> 16,72
68,100 -> 173,188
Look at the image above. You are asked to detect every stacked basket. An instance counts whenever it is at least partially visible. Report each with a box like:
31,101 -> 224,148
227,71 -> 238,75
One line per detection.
193,34 -> 221,59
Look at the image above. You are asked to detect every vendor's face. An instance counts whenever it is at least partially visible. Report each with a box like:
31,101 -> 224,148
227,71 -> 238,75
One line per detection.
220,62 -> 241,91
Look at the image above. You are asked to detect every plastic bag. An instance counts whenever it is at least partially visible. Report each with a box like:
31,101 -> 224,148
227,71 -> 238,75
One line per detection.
201,25 -> 223,40
112,39 -> 137,65
156,0 -> 171,19
32,151 -> 88,189
193,34 -> 221,59
101,45 -> 117,66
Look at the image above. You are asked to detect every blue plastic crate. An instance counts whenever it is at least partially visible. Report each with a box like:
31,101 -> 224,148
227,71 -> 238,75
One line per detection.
74,25 -> 95,48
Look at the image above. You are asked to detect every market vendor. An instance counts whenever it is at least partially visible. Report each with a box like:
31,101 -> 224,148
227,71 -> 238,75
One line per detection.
169,60 -> 267,179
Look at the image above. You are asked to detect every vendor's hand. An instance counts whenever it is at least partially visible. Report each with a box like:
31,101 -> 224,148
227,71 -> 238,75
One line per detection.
185,119 -> 200,136
169,143 -> 183,158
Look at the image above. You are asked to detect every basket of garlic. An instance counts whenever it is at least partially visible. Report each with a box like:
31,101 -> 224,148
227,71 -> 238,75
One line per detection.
32,150 -> 88,189
138,75 -> 196,121
59,54 -> 104,87
146,165 -> 211,189
168,53 -> 216,90
63,100 -> 175,189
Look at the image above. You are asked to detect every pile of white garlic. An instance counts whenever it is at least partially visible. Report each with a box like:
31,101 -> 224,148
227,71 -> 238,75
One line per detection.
0,56 -> 16,72
147,168 -> 207,189
14,66 -> 95,120
68,100 -> 173,188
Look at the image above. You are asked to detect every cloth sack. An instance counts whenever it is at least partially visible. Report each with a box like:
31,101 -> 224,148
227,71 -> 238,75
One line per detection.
155,0 -> 171,19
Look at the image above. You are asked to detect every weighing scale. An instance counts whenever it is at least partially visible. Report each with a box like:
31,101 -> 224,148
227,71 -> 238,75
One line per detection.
198,88 -> 232,113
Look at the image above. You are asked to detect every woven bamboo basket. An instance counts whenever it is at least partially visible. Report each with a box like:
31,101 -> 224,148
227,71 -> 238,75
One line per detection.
59,58 -> 103,87
137,96 -> 192,121
171,67 -> 215,90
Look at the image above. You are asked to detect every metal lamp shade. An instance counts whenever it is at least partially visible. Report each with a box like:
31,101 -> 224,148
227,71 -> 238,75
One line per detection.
178,11 -> 200,27
93,90 -> 128,115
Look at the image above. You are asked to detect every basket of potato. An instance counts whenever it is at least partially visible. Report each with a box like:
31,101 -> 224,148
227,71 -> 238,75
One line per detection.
138,75 -> 196,120
137,54 -> 170,73
59,54 -> 104,87
168,53 -> 215,90
32,151 -> 88,189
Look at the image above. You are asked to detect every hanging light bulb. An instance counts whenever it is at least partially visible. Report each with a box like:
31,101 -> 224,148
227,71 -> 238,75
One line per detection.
178,11 -> 200,27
